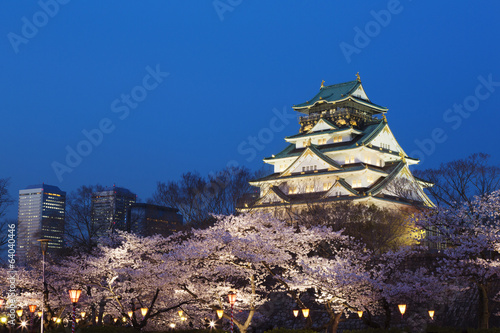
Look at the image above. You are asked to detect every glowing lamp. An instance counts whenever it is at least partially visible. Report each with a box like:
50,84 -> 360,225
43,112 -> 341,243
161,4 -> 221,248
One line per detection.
122,317 -> 127,322
0,317 -> 7,324
178,310 -> 183,317
76,319 -> 80,323
37,311 -> 42,317
216,309 -> 224,319
114,318 -> 118,323
52,317 -> 57,322
81,312 -> 86,319
141,307 -> 148,317
228,292 -> 237,306
21,321 -> 27,327
128,311 -> 133,318
357,310 -> 363,318
209,321 -> 216,328
56,318 -> 61,324
302,308 -> 309,318
69,289 -> 82,304
29,305 -> 37,313
428,310 -> 435,320
169,323 -> 176,328
398,304 -> 406,316
16,309 -> 23,317
292,309 -> 299,317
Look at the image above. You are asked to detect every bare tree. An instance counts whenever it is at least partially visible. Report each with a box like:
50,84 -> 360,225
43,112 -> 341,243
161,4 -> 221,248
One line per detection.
0,178 -> 14,247
152,166 -> 256,227
65,184 -> 106,253
414,153 -> 500,208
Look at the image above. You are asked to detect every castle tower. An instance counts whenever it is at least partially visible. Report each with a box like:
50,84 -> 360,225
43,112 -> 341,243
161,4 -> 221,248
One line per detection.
239,75 -> 433,214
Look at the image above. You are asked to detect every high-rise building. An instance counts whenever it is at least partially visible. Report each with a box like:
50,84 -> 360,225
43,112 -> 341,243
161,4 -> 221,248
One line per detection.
91,186 -> 136,236
17,184 -> 66,263
239,75 -> 434,215
127,203 -> 183,237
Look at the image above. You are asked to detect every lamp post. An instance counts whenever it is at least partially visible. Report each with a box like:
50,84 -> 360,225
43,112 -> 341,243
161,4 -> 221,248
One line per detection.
37,239 -> 49,333
68,289 -> 82,333
398,304 -> 406,328
227,292 -> 236,333
28,305 -> 36,332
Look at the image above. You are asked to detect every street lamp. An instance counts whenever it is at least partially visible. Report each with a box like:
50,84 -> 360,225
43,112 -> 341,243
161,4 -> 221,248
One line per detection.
80,312 -> 86,319
141,307 -> 148,318
301,309 -> 309,318
178,310 -> 183,318
228,292 -> 236,333
292,309 -> 299,317
16,309 -> 23,318
68,289 -> 82,333
357,311 -> 363,319
216,309 -> 224,319
29,305 -> 37,330
38,238 -> 49,333
398,304 -> 406,317
428,310 -> 435,320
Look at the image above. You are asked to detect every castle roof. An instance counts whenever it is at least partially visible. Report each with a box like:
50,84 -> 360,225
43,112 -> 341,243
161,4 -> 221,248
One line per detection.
293,79 -> 388,113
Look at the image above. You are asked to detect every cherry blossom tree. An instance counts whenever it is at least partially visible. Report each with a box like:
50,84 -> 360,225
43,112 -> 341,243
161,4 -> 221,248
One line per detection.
170,213 -> 350,333
414,189 -> 500,328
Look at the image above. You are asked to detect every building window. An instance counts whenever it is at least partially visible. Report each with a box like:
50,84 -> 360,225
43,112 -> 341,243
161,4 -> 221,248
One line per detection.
376,159 -> 382,167
350,156 -> 355,163
288,186 -> 298,194
367,176 -> 374,184
352,179 -> 361,187
364,156 -> 371,164
323,182 -> 332,191
280,164 -> 285,171
306,185 -> 315,193
334,136 -> 342,143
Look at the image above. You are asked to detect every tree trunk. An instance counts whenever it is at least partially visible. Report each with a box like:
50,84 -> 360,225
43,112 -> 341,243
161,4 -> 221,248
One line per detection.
478,283 -> 489,329
328,312 -> 343,333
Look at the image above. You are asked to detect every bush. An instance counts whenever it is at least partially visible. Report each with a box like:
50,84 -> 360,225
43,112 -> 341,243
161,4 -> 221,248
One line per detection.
264,328 -> 317,333
344,329 -> 404,333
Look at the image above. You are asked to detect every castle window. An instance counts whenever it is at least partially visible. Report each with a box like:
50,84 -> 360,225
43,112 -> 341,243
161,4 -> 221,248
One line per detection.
323,182 -> 332,191
280,164 -> 285,171
352,179 -> 362,187
376,159 -> 382,167
306,184 -> 315,193
288,186 -> 298,194
367,176 -> 374,184
334,136 -> 343,143
350,156 -> 355,163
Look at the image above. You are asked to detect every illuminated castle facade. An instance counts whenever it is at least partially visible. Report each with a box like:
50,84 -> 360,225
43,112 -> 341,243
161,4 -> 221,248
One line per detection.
239,75 -> 433,214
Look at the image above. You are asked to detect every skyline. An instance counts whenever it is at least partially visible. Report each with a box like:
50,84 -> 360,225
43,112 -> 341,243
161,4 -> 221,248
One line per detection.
1,1 -> 500,220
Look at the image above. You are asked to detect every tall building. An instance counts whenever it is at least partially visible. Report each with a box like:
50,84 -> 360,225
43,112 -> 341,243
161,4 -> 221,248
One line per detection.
127,203 -> 183,237
17,184 -> 66,263
91,186 -> 136,236
239,75 -> 433,215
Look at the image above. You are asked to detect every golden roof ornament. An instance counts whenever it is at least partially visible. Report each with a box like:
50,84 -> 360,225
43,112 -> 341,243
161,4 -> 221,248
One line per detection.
320,80 -> 325,89
382,114 -> 387,122
399,151 -> 407,163
356,72 -> 361,82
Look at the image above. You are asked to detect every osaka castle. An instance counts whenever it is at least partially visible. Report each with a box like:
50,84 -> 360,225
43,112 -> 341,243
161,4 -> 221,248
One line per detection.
239,74 -> 434,214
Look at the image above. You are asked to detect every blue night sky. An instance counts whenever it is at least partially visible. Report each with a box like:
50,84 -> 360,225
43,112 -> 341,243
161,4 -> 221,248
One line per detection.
1,1 -> 500,219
